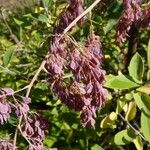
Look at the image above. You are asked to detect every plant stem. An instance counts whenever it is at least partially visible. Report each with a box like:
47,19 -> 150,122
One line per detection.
63,0 -> 102,35
119,114 -> 148,142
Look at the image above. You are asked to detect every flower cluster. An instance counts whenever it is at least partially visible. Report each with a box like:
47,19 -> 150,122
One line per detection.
45,0 -> 107,127
23,114 -> 48,150
0,140 -> 14,150
116,0 -> 150,44
45,34 -> 108,126
0,88 -> 13,124
0,88 -> 48,149
54,0 -> 84,34
0,88 -> 31,125
136,5 -> 150,28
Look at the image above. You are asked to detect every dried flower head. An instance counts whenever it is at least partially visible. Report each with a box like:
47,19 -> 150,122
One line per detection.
22,114 -> 48,150
0,140 -> 15,150
115,0 -> 149,44
0,90 -> 12,124
46,34 -> 108,126
54,0 -> 84,34
135,6 -> 150,28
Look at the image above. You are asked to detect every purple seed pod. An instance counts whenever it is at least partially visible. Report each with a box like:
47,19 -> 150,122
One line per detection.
22,114 -> 48,150
116,0 -> 144,45
81,107 -> 96,127
1,88 -> 14,96
0,90 -> 11,125
15,102 -> 29,118
0,141 -> 15,150
116,6 -> 134,44
136,6 -> 150,28
45,34 -> 108,126
54,0 -> 84,34
123,0 -> 132,8
0,103 -> 11,125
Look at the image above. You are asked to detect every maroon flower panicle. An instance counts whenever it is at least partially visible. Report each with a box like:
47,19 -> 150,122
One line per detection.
45,34 -> 108,126
22,114 -> 48,150
116,0 -> 135,44
136,6 -> 150,28
54,0 -> 84,34
116,0 -> 144,44
45,0 -> 107,127
0,141 -> 15,150
0,90 -> 11,125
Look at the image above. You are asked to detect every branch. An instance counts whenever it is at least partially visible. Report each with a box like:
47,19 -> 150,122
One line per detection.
0,9 -> 21,47
119,114 -> 148,142
63,0 -> 102,35
0,86 -> 29,99
26,60 -> 46,97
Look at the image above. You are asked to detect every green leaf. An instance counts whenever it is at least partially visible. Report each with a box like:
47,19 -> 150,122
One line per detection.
14,18 -> 24,26
100,112 -> 117,129
148,39 -> 150,69
128,53 -> 144,83
3,49 -> 14,67
91,144 -> 104,150
124,93 -> 133,101
104,74 -> 139,90
125,101 -> 137,121
42,0 -> 50,8
8,116 -> 17,126
133,93 -> 150,116
114,128 -> 136,145
103,19 -> 117,34
116,100 -> 126,114
147,70 -> 150,81
44,136 -> 57,147
38,14 -> 49,23
0,36 -> 14,47
136,85 -> 150,95
141,112 -> 150,142
133,136 -> 143,150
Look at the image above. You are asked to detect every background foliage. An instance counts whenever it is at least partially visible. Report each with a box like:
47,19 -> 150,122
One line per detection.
0,0 -> 150,149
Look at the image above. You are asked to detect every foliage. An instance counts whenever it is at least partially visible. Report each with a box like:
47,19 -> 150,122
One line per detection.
0,0 -> 150,149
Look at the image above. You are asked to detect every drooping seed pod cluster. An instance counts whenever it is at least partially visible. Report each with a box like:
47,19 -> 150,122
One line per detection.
0,88 -> 48,149
116,0 -> 150,44
23,114 -> 48,150
136,5 -> 150,28
0,88 -> 13,124
45,0 -> 107,127
54,0 -> 84,34
0,140 -> 14,150
45,33 -> 108,126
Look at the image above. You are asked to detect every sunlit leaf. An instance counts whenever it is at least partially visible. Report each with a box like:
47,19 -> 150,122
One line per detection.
91,144 -> 104,150
141,112 -> 150,142
125,101 -> 137,121
104,74 -> 139,90
136,85 -> 150,95
133,93 -> 150,116
114,128 -> 136,145
116,100 -> 126,114
147,39 -> 150,69
128,53 -> 144,83
147,70 -> 150,81
100,112 -> 117,129
38,14 -> 49,23
3,49 -> 14,67
103,19 -> 117,34
133,136 -> 143,150
14,18 -> 24,25
42,0 -> 50,8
